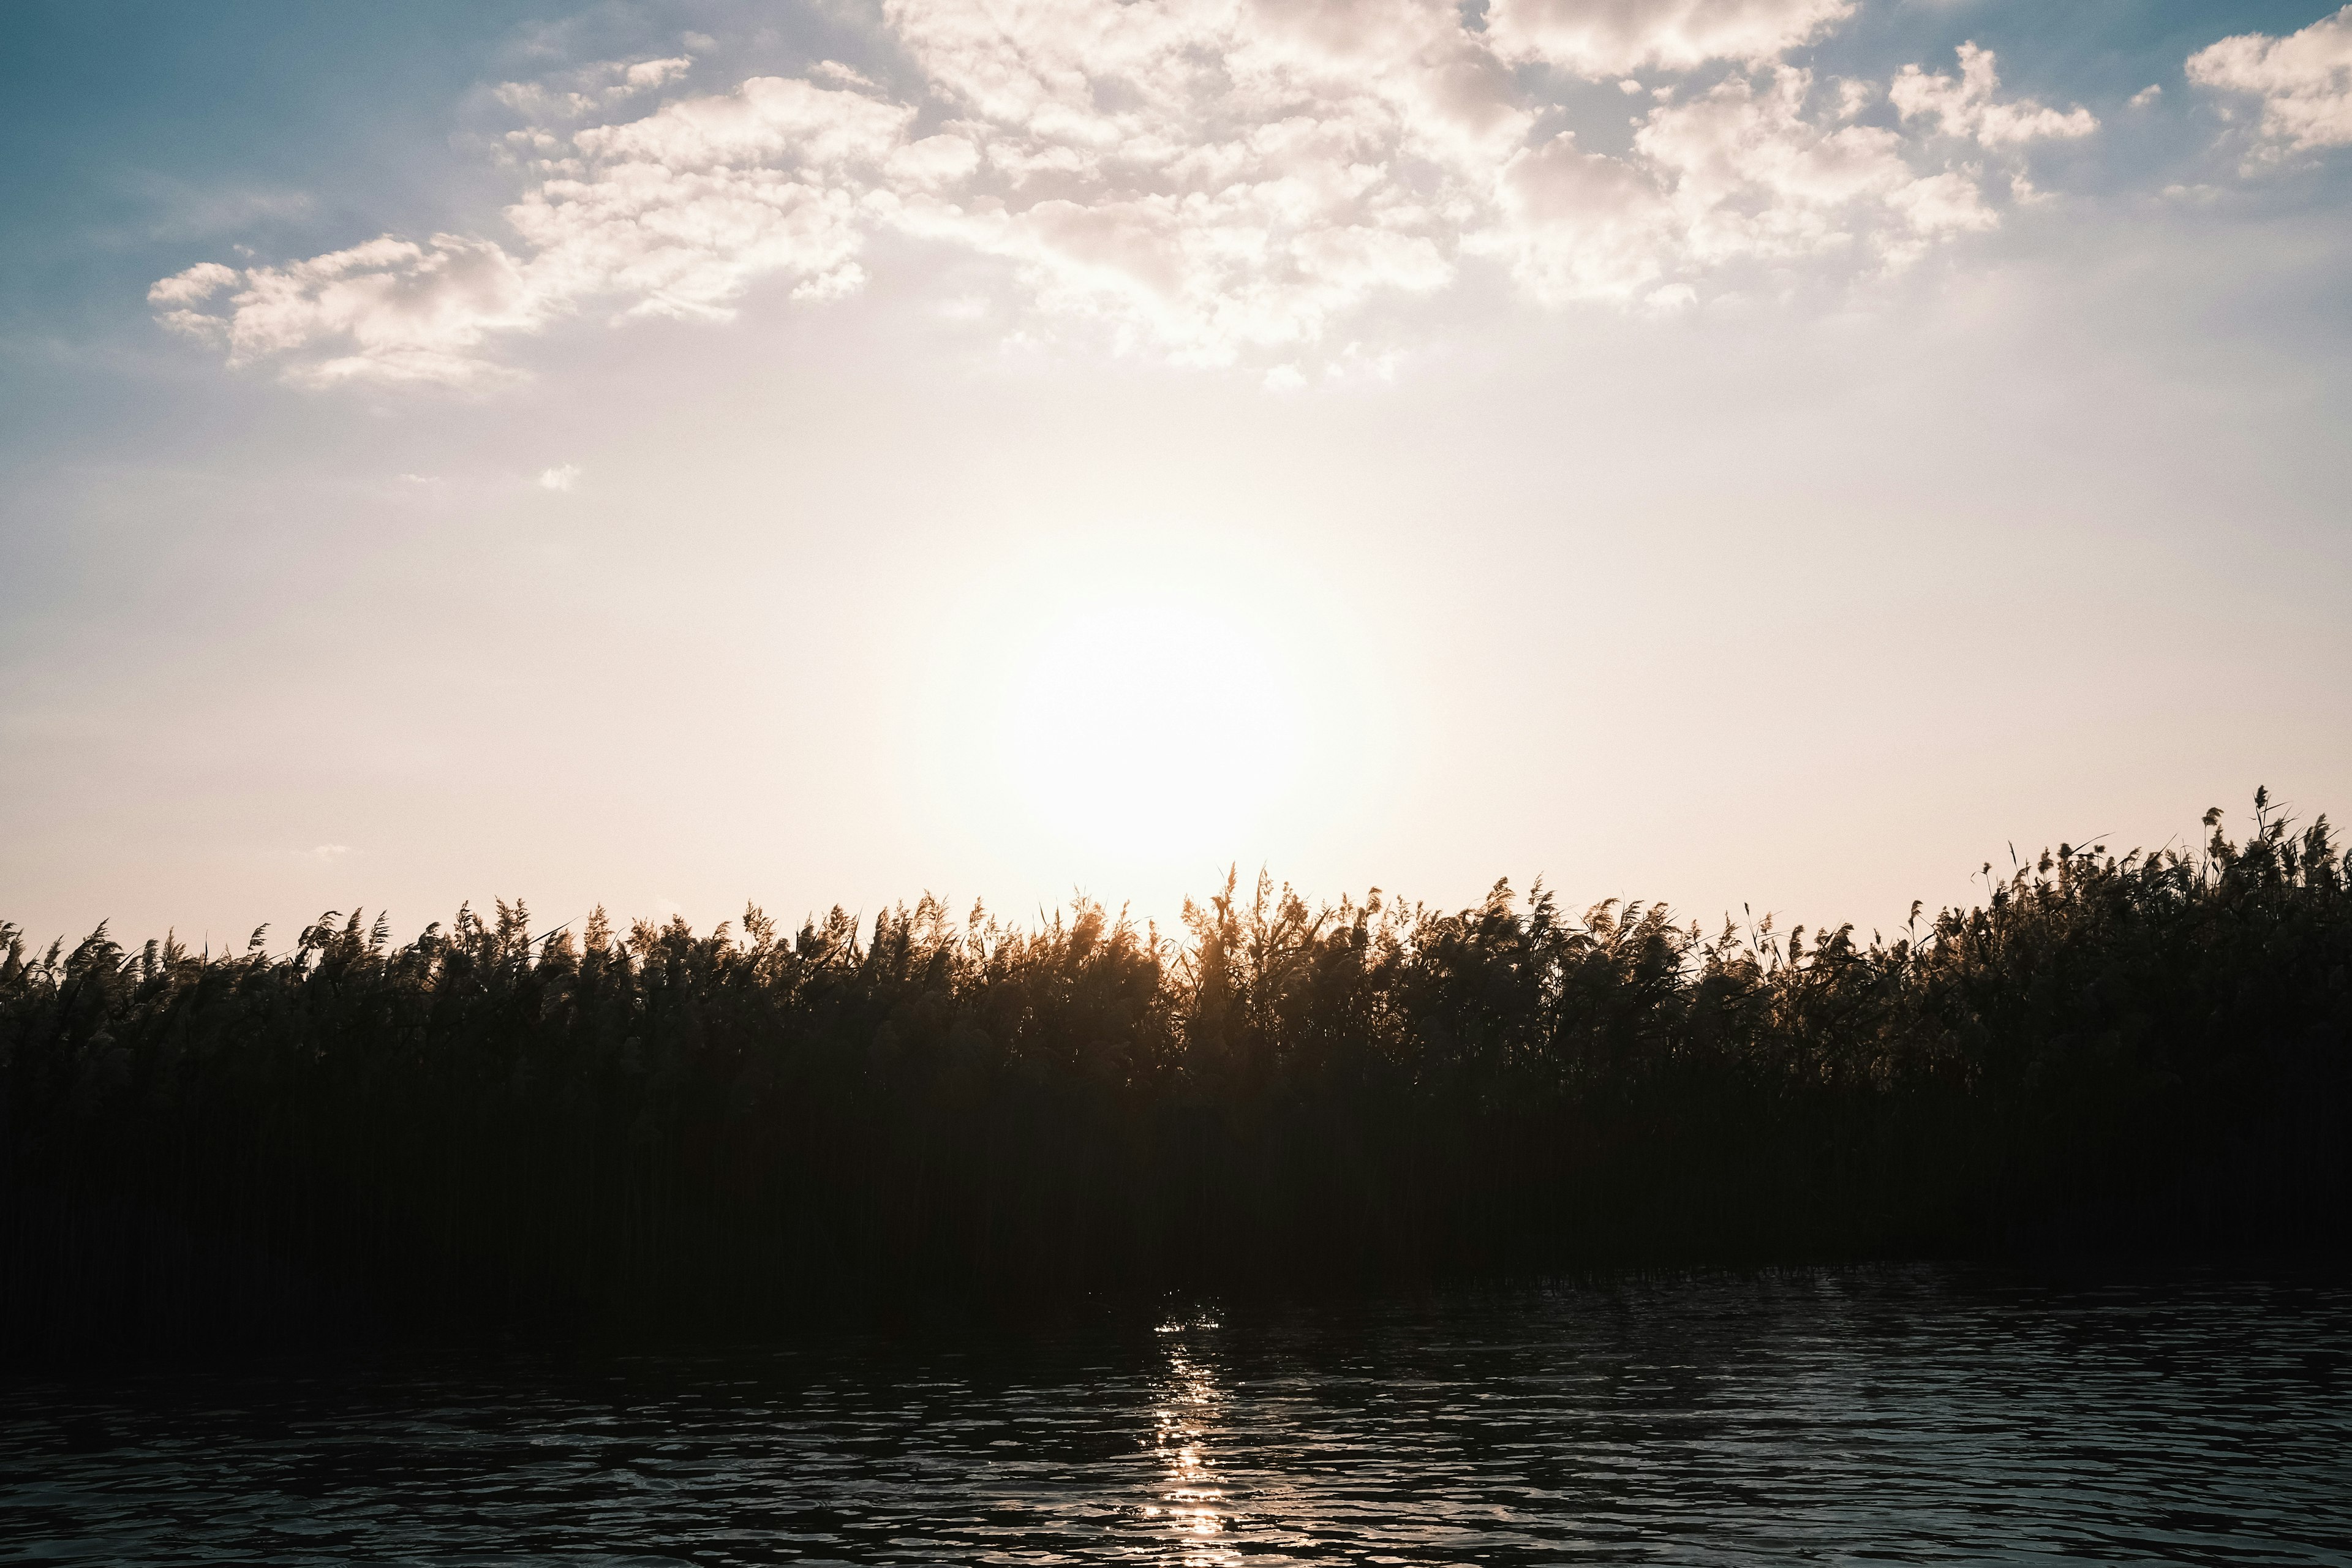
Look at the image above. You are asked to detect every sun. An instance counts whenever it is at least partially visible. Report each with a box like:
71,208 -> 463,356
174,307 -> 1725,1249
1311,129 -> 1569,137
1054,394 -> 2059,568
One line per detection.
898,525 -> 1392,904
996,590 -> 1306,864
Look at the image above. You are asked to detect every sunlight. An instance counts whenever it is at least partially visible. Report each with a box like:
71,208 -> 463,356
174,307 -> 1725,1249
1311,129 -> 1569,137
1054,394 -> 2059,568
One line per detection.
898,521 -> 1387,905
995,590 -> 1305,864
1150,1314 -> 1236,1562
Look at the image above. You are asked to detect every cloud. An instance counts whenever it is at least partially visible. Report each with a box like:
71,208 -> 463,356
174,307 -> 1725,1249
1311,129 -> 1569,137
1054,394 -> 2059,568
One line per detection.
152,65 -> 902,383
1490,56 -> 2035,303
622,56 -> 693,94
538,464 -> 582,491
1489,130 -> 1674,303
154,235 -> 542,385
1483,0 -> 1853,76
1891,43 -> 2097,146
871,0 -> 1515,361
492,54 -> 695,121
147,260 -> 242,340
506,72 -> 905,325
152,6 -> 2108,383
886,132 -> 982,189
1642,67 -> 1992,265
2187,5 -> 2352,157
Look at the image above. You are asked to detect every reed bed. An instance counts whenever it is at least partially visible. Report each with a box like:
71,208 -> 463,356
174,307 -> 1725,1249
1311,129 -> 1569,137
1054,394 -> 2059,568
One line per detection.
4,792 -> 2346,1353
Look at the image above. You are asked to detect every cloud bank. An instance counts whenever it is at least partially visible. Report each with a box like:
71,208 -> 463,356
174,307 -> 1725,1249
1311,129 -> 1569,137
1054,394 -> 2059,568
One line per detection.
154,0 -> 2117,385
2188,4 -> 2352,159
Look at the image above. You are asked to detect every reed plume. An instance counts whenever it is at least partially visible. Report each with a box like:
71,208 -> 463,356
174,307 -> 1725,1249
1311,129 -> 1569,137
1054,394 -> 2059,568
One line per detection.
3,792 -> 2345,1355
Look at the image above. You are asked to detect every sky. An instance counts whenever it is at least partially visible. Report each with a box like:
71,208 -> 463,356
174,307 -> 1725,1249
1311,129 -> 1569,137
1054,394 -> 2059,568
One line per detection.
2,0 -> 2349,952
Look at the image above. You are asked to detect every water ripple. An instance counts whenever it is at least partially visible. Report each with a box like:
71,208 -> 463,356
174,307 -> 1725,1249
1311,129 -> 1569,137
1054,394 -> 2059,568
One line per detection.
4,1267 -> 2347,1564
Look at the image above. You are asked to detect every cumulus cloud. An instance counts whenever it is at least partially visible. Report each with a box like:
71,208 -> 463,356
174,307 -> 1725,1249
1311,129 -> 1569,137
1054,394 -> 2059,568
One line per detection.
538,464 -> 582,491
1646,68 -> 1982,262
1489,130 -> 1673,303
147,260 -> 241,341
508,72 -> 905,323
152,9 -> 2103,383
869,0 -> 1517,361
492,54 -> 694,121
1891,43 -> 2097,146
1487,56 -> 2029,304
2187,5 -> 2352,157
153,65 -> 900,383
154,235 -> 541,385
1483,0 -> 1853,76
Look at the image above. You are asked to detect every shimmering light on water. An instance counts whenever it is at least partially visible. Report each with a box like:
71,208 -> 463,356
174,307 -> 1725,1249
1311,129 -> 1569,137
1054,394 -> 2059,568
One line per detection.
4,1268 -> 2348,1564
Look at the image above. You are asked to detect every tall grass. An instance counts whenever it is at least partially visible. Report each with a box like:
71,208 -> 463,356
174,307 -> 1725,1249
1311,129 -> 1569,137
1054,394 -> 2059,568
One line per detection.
4,791 -> 2346,1353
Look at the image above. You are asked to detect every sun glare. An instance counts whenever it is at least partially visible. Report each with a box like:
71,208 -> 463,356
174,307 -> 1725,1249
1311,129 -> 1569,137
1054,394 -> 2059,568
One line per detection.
901,526 -> 1383,902
998,594 -> 1305,862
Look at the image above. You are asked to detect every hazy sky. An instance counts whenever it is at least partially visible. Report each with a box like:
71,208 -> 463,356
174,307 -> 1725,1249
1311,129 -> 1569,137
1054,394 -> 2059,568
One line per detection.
4,0 -> 2349,949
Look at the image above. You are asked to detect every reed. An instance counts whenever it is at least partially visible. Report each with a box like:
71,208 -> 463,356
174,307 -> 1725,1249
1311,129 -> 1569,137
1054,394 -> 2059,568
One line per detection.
3,791 -> 2346,1354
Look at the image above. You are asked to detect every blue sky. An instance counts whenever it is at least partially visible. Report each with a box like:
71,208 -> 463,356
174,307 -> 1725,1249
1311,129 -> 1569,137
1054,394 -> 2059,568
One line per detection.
3,0 -> 2349,948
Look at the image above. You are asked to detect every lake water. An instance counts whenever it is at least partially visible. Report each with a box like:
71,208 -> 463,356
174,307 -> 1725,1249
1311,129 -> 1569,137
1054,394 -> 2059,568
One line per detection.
4,1266 -> 2348,1564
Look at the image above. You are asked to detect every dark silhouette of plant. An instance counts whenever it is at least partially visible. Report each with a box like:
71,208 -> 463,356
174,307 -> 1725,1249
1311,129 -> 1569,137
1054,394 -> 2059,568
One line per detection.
2,792 -> 2345,1355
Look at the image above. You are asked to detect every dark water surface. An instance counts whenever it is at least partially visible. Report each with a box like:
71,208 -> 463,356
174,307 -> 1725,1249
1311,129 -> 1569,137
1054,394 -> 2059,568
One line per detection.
5,1267 -> 2348,1564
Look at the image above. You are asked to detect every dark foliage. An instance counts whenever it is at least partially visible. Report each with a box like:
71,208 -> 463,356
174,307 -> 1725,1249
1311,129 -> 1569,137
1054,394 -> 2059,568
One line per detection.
4,793 -> 2347,1355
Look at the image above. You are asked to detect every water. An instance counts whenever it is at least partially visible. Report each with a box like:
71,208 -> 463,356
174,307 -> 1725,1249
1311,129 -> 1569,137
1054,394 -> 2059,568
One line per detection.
4,1267 -> 2348,1564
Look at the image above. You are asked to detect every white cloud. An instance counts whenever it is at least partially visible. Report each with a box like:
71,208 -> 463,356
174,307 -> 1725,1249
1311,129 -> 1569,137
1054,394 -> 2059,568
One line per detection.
1488,130 -> 1673,303
492,54 -> 696,121
569,73 -> 910,170
871,0 -> 1516,361
1643,70 -> 1941,262
152,1 -> 2106,383
153,71 -> 905,382
539,464 -> 581,491
1484,0 -> 1853,75
506,74 -> 905,326
148,260 -> 239,307
2187,5 -> 2352,156
621,56 -> 693,94
1488,62 -> 2012,300
1890,43 -> 2097,147
148,260 -> 241,342
886,133 -> 982,189
160,234 -> 543,385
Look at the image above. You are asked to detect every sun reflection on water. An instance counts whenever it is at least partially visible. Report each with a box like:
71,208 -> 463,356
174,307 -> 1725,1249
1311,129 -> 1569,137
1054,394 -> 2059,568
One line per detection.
1147,1312 -> 1237,1562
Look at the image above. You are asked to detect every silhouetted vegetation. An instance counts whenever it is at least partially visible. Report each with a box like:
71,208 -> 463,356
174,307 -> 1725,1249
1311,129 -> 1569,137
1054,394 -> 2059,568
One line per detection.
4,793 -> 2347,1355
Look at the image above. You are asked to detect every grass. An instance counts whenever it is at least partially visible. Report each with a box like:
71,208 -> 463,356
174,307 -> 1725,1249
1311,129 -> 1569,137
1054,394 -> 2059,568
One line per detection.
3,790 -> 2346,1355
